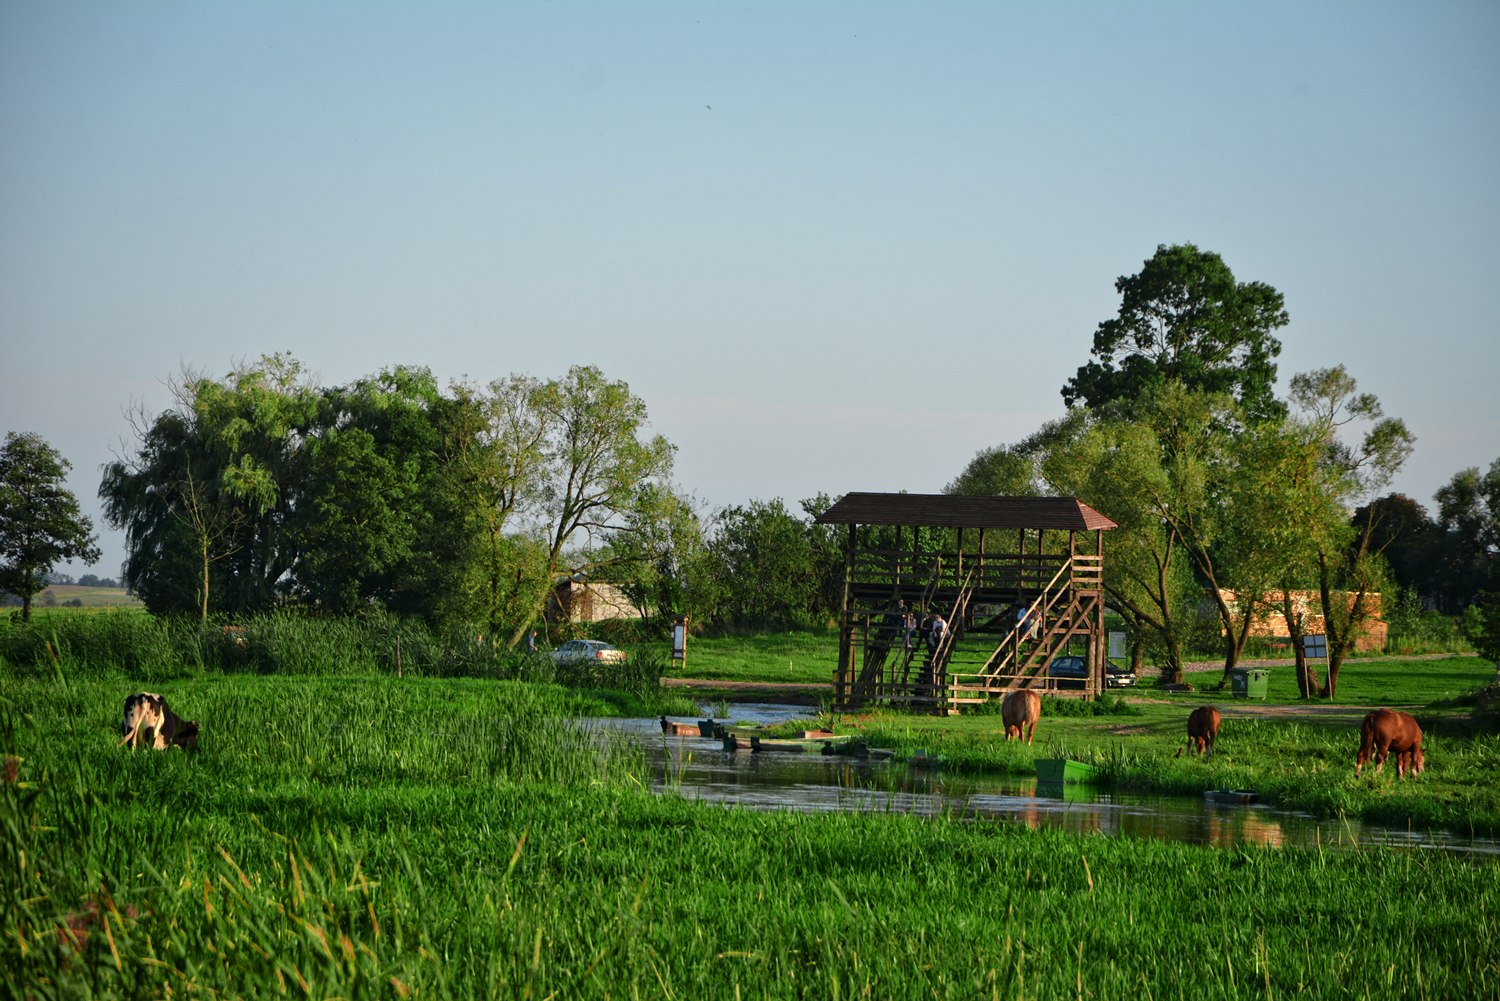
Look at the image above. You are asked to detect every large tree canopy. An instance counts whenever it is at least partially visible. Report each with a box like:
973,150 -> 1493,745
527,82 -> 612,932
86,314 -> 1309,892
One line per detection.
1434,457 -> 1500,608
0,432 -> 101,621
102,357 -> 679,640
101,356 -> 320,619
1062,243 -> 1289,422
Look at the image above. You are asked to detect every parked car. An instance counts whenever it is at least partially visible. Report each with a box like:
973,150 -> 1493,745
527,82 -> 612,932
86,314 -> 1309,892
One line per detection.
550,639 -> 627,666
1105,661 -> 1137,688
1046,655 -> 1090,688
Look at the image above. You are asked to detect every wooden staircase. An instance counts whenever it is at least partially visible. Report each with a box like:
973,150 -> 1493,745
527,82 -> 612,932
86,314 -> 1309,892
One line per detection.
938,563 -> 1105,712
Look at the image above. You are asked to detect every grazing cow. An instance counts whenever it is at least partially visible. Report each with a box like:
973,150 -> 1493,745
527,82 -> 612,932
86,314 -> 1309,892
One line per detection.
119,692 -> 199,751
1176,706 -> 1222,759
1356,708 -> 1424,778
1001,689 -> 1042,745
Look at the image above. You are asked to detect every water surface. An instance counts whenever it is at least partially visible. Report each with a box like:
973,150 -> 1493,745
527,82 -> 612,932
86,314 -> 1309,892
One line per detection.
605,704 -> 1499,859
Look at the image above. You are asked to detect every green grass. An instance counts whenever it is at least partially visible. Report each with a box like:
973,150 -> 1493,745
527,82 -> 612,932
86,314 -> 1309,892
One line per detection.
658,627 -> 1487,695
4,671 -> 1497,999
1175,655 -> 1490,706
664,629 -> 839,684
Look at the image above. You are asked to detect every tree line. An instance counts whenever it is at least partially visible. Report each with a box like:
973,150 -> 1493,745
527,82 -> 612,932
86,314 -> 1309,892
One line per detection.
3,244 -> 1498,680
949,244 -> 1499,695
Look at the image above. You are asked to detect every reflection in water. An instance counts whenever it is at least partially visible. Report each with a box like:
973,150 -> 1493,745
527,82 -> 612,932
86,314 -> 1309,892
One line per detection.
604,706 -> 1497,859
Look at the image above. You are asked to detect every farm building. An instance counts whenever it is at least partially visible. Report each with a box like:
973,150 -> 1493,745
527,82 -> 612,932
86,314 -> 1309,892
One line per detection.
815,493 -> 1117,713
1216,589 -> 1388,653
547,576 -> 636,624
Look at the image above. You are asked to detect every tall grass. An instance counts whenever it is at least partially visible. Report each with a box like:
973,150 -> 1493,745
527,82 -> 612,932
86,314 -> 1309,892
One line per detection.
4,672 -> 1497,999
0,610 -> 668,691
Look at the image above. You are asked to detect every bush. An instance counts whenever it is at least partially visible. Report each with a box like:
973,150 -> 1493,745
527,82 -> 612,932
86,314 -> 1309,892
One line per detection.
1040,693 -> 1140,717
1386,590 -> 1469,655
1461,591 -> 1500,664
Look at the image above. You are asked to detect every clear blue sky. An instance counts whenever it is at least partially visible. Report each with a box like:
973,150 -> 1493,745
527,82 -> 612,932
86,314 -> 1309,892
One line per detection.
3,2 -> 1496,579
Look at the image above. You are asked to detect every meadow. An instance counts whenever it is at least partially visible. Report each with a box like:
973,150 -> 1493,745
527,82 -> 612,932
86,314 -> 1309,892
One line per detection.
12,586 -> 144,611
4,672 -> 1498,1000
3,612 -> 1498,996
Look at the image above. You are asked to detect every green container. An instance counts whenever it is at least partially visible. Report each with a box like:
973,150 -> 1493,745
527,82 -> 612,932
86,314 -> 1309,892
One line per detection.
1035,758 -> 1101,784
1230,667 -> 1270,699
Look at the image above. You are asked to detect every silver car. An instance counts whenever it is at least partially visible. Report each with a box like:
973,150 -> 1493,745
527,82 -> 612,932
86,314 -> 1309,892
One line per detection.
550,639 -> 627,665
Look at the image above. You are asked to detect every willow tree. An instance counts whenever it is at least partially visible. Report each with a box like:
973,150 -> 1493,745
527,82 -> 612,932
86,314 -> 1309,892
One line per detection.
1290,366 -> 1414,699
507,365 -> 676,646
1039,410 -> 1203,683
1211,416 -> 1338,695
440,374 -> 555,635
102,357 -> 317,619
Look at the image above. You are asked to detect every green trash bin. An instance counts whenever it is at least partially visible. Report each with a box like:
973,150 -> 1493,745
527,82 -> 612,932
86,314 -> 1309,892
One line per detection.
1230,667 -> 1270,699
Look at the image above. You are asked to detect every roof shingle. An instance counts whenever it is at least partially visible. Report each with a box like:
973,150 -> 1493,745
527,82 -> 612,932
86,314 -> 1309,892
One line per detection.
815,493 -> 1117,531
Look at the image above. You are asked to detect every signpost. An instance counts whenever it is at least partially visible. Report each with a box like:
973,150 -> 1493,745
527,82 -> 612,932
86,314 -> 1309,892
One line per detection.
1108,631 -> 1126,661
671,616 -> 688,670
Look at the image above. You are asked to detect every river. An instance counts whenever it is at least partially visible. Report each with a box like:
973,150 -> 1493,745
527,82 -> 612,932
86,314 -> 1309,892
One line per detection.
603,703 -> 1499,859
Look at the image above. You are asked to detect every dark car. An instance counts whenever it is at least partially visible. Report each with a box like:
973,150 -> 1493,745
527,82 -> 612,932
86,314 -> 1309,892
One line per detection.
1105,661 -> 1137,689
1046,655 -> 1090,689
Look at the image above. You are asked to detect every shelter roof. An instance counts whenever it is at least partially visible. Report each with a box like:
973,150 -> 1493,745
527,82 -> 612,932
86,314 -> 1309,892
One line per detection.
814,493 -> 1117,531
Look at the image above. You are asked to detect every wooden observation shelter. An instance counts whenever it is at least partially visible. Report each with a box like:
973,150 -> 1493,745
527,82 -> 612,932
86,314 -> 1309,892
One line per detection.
815,493 -> 1117,713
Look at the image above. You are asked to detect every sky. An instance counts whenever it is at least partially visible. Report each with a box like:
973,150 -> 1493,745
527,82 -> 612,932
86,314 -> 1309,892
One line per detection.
3,2 -> 1497,580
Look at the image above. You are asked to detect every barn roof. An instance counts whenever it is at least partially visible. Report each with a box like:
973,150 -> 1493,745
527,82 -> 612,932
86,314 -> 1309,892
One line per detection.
814,493 -> 1117,531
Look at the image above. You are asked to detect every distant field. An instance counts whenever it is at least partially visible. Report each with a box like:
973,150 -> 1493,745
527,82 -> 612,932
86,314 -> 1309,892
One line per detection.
15,585 -> 143,611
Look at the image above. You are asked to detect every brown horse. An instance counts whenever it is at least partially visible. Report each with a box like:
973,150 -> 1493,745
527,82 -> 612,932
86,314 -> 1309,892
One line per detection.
1176,706 -> 1221,759
1002,689 -> 1042,745
1356,709 -> 1424,778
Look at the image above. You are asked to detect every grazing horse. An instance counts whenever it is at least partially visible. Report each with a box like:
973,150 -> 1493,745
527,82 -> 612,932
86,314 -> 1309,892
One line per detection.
1002,689 -> 1042,745
1356,709 -> 1424,778
120,693 -> 199,751
1177,706 -> 1222,758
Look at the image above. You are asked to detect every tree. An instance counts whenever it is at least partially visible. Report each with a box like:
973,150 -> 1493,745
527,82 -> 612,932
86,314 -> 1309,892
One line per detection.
436,375 -> 554,634
699,499 -> 821,630
1352,495 -> 1445,612
801,493 -> 847,626
0,432 -> 101,621
597,486 -> 705,630
1062,244 -> 1289,422
1039,410 -> 1204,683
1434,459 -> 1500,610
102,357 -> 318,619
1212,415 -> 1340,696
291,367 -> 453,618
508,365 -> 676,646
944,445 -> 1038,496
1289,367 -> 1415,699
1461,591 -> 1500,667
